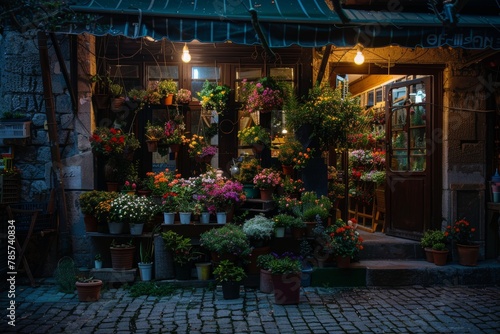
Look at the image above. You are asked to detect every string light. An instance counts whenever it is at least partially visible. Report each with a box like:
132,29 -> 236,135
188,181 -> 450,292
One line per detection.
354,45 -> 364,65
182,43 -> 191,63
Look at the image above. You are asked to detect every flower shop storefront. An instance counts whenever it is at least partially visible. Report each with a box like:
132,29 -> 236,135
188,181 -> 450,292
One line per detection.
3,0 -> 500,285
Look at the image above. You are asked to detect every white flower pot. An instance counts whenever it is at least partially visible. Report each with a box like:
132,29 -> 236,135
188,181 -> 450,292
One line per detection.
138,262 -> 153,281
94,260 -> 102,269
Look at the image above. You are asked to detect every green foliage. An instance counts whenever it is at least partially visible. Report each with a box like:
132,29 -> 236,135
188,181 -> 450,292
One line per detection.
420,230 -> 446,249
199,224 -> 252,258
140,225 -> 160,263
273,213 -> 303,228
285,84 -> 365,151
79,190 -> 117,215
303,206 -> 329,222
432,242 -> 447,251
242,214 -> 275,241
235,156 -> 261,184
157,79 -> 178,96
161,230 -> 203,266
212,260 -> 247,283
268,256 -> 301,275
237,125 -> 271,146
54,257 -> 77,294
256,254 -> 275,270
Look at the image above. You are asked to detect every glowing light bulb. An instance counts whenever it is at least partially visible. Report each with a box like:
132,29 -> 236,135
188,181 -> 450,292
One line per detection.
182,43 -> 191,63
354,50 -> 364,65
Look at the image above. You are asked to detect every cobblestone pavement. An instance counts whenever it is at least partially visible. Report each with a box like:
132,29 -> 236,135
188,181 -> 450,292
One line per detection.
1,284 -> 499,333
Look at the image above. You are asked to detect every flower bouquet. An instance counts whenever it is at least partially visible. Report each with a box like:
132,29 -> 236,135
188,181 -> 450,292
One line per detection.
253,168 -> 281,190
176,88 -> 192,104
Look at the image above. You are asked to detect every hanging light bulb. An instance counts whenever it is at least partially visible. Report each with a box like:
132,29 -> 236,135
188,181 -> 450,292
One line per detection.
354,45 -> 365,65
181,43 -> 191,63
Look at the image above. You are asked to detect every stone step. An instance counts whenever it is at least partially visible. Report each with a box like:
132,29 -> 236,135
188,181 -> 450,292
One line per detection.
312,260 -> 500,287
358,231 -> 425,260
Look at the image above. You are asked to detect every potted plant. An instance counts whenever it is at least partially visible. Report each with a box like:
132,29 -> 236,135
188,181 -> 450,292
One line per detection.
138,225 -> 160,281
75,276 -> 103,302
161,230 -> 203,280
267,252 -> 302,305
202,175 -> 246,222
109,83 -> 125,111
199,224 -> 252,263
109,239 -> 136,270
277,137 -> 303,174
242,214 -> 274,274
235,156 -> 261,199
197,80 -> 231,114
324,219 -> 364,268
213,260 -> 246,299
256,254 -> 274,293
445,218 -> 479,266
237,125 -> 271,153
431,242 -> 449,266
94,254 -> 102,269
109,194 -> 157,235
273,213 -> 301,238
157,79 -> 177,105
176,88 -> 192,104
79,190 -> 115,232
145,121 -> 166,152
253,168 -> 281,200
420,230 -> 446,263
240,77 -> 284,114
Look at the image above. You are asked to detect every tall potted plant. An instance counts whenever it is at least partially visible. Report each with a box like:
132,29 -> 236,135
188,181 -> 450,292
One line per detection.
161,230 -> 203,280
213,260 -> 247,300
268,253 -> 302,305
138,225 -> 160,281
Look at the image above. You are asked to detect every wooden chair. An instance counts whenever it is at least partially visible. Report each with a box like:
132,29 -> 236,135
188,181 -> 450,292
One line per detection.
5,191 -> 58,286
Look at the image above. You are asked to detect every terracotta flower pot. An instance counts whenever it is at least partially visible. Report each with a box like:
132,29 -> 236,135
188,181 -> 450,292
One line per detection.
110,246 -> 136,270
75,279 -> 103,302
272,272 -> 302,305
457,244 -> 479,266
432,250 -> 449,266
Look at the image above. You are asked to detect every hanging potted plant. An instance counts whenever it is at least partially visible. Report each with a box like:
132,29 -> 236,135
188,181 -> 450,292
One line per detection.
237,124 -> 271,154
213,260 -> 247,300
197,80 -> 231,114
157,79 -> 177,105
109,83 -> 125,111
145,121 -> 166,152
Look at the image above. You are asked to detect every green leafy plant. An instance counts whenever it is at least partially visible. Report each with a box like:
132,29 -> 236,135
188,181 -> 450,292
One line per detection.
212,260 -> 247,283
273,213 -> 302,228
199,224 -> 252,259
157,79 -> 178,96
235,156 -> 261,184
94,253 -> 102,261
242,214 -> 275,242
109,83 -> 124,97
267,253 -> 302,275
237,125 -> 271,146
140,225 -> 161,263
277,137 -> 303,165
256,254 -> 275,270
145,121 -> 166,141
161,230 -> 203,266
420,230 -> 446,249
432,242 -> 447,251
79,190 -> 117,215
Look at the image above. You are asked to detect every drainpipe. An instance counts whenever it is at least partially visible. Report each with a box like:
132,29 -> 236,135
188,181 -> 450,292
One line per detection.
37,31 -> 70,255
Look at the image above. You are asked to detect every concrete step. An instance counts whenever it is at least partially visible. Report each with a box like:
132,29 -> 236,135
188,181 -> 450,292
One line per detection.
358,231 -> 425,260
312,260 -> 500,287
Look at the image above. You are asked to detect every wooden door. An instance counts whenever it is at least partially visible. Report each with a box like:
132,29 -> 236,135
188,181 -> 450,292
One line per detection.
385,77 -> 432,239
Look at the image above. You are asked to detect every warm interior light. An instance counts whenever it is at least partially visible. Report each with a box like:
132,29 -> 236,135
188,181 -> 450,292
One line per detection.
354,49 -> 365,65
182,43 -> 191,63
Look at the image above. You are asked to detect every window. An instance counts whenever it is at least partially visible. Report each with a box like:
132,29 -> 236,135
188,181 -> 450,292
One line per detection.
191,66 -> 221,99
146,65 -> 179,90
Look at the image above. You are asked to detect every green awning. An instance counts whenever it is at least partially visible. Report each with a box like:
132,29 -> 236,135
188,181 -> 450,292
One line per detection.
67,0 -> 500,49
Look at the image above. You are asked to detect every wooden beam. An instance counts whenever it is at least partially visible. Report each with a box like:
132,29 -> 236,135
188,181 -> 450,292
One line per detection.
349,74 -> 397,96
